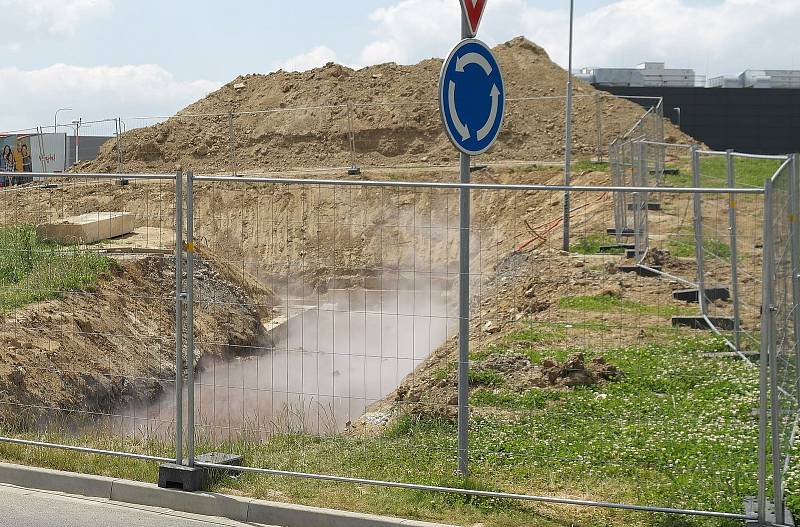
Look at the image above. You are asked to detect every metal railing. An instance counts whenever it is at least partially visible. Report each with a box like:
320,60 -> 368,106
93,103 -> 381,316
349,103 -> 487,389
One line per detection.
0,169 -> 179,464
611,140 -> 784,359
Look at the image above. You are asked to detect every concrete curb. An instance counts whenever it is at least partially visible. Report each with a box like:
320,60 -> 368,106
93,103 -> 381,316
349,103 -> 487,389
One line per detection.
0,462 -> 456,527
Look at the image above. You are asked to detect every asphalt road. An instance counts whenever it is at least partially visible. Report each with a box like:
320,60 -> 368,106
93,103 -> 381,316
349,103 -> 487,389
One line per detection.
0,483 -> 275,527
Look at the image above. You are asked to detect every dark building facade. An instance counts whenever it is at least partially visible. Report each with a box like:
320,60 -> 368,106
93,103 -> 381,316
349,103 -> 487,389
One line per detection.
595,86 -> 800,155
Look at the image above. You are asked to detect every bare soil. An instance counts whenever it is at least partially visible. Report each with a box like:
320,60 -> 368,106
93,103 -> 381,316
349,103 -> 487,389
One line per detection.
84,37 -> 693,174
0,253 -> 274,424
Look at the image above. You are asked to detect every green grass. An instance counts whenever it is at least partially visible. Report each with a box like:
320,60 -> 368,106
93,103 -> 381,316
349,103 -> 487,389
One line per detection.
572,160 -> 610,173
559,293 -> 693,317
570,233 -> 625,255
667,235 -> 732,260
667,156 -> 783,189
0,225 -> 112,312
0,335 -> 768,527
470,322 -> 611,363
469,368 -> 506,387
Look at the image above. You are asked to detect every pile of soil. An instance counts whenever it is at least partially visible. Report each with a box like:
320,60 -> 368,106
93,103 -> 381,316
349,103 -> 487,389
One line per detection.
85,37 -> 692,174
0,254 -> 274,423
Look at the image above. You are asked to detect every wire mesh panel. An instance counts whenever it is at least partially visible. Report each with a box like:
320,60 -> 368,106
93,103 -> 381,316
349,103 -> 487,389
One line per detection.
695,152 -> 778,356
0,172 -> 179,464
764,157 -> 800,523
181,173 -> 762,524
613,141 -> 775,361
187,177 -> 462,480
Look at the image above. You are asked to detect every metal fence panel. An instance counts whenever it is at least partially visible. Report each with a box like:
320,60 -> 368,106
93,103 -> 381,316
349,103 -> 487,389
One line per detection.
765,157 -> 800,524
175,173 -> 764,522
0,171 -> 180,463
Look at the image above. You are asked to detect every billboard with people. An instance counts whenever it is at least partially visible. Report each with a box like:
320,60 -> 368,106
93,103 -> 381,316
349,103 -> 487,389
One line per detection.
0,133 -> 66,185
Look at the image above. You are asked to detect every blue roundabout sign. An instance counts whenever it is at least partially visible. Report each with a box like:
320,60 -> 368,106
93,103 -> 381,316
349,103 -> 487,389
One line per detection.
439,38 -> 505,156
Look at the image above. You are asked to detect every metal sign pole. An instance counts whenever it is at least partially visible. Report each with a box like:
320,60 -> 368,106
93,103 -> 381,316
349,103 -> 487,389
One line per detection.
457,11 -> 471,479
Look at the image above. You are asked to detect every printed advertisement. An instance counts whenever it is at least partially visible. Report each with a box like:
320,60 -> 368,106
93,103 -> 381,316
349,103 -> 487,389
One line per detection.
0,133 -> 66,185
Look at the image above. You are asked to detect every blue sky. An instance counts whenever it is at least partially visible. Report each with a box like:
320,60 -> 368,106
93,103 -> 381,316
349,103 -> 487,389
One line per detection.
2,0 -> 798,130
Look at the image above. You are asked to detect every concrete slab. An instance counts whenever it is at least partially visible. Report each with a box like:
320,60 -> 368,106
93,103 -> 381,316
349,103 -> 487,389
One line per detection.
99,226 -> 173,254
112,479 -> 250,523
744,496 -> 794,526
38,211 -> 134,244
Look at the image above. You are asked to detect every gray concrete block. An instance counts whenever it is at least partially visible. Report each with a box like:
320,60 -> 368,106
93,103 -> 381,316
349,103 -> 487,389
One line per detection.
158,463 -> 205,491
0,462 -> 113,499
111,479 -> 249,522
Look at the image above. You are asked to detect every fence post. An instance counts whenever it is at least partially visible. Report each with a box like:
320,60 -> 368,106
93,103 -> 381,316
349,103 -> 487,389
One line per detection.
691,147 -> 707,316
229,113 -> 236,177
174,169 -> 184,465
456,13 -> 471,479
595,93 -> 603,163
768,179 -> 783,525
186,169 -> 196,467
726,150 -> 741,354
657,100 -> 665,185
611,141 -> 623,244
789,154 -> 800,395
115,118 -> 122,174
621,141 -> 630,239
632,141 -> 647,263
640,141 -> 649,263
347,101 -> 361,176
757,178 -> 774,524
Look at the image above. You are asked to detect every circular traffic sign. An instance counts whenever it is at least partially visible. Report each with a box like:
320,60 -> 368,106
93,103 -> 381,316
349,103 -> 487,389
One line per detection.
439,38 -> 505,156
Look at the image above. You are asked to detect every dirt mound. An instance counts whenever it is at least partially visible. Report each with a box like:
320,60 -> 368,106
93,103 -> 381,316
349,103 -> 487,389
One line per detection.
540,353 -> 624,387
86,37 -> 692,174
0,255 -> 272,424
